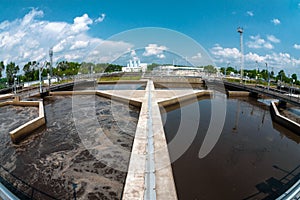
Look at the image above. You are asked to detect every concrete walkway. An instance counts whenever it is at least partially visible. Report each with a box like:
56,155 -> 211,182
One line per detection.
120,81 -> 211,200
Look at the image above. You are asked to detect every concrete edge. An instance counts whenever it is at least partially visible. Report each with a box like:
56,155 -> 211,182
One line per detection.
7,100 -> 45,144
227,91 -> 250,97
158,90 -> 212,108
50,91 -> 142,107
270,101 -> 300,134
0,94 -> 13,101
97,80 -> 147,85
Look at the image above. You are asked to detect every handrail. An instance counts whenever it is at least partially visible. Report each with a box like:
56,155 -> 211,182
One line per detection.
0,164 -> 59,200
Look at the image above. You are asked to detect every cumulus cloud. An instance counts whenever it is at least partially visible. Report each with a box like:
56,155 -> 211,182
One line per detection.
267,35 -> 280,43
192,52 -> 202,59
210,44 -> 240,59
247,35 -> 274,49
71,14 -> 93,33
271,18 -> 281,25
0,8 -> 132,67
210,44 -> 300,75
294,44 -> 300,50
246,11 -> 254,17
70,41 -> 89,50
143,44 -> 167,59
95,13 -> 106,23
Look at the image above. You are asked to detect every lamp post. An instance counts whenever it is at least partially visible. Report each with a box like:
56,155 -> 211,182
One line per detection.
255,61 -> 259,86
237,27 -> 244,84
265,62 -> 270,90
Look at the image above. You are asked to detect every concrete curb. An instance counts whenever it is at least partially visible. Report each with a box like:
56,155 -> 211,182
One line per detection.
0,100 -> 45,143
270,101 -> 300,134
227,91 -> 250,97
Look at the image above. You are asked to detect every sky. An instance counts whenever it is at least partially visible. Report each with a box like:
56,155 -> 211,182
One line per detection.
1,0 -> 300,76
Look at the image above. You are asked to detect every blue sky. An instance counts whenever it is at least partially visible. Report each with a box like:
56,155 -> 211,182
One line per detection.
1,0 -> 300,75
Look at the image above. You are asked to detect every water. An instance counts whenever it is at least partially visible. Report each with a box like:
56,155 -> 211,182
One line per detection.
97,83 -> 145,90
162,97 -> 300,200
0,95 -> 140,199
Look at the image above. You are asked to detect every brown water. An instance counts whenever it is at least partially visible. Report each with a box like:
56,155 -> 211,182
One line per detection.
162,97 -> 300,200
0,95 -> 139,200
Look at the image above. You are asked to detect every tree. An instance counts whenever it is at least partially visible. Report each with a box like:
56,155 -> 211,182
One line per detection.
0,61 -> 4,78
277,70 -> 288,82
204,65 -> 217,74
6,62 -> 19,85
23,61 -> 37,81
292,73 -> 297,82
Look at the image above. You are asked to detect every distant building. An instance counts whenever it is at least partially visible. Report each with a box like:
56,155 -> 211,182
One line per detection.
122,59 -> 147,72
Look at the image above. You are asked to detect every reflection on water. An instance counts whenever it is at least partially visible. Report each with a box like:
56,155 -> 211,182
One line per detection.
162,97 -> 300,200
0,95 -> 139,199
97,83 -> 145,90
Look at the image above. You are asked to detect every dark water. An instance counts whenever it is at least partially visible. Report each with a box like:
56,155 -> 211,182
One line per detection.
97,83 -> 145,90
162,97 -> 300,200
0,95 -> 139,200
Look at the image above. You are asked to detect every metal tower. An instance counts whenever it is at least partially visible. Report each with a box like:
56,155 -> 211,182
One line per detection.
237,27 -> 244,83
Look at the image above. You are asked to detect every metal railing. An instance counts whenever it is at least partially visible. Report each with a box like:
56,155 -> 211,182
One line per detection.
0,164 -> 59,200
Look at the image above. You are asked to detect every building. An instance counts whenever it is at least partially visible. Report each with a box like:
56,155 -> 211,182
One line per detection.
122,59 -> 147,72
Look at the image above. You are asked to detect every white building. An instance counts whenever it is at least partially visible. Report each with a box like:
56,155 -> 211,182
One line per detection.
122,59 -> 147,72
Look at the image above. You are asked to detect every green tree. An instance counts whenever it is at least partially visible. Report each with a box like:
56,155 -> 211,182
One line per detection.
292,73 -> 297,82
277,70 -> 288,82
0,61 -> 4,78
6,62 -> 19,85
204,65 -> 217,74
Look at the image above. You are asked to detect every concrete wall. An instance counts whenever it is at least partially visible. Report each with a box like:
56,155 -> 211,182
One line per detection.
0,100 -> 45,144
270,101 -> 300,134
50,91 -> 142,107
227,91 -> 250,97
158,90 -> 212,108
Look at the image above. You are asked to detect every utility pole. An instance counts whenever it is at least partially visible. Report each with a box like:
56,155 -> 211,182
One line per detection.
49,48 -> 53,87
266,62 -> 270,90
237,27 -> 244,84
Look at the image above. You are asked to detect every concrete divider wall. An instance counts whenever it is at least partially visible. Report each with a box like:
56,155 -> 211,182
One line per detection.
158,90 -> 212,108
227,91 -> 250,97
50,91 -> 142,107
97,80 -> 147,85
0,100 -> 45,143
270,101 -> 300,134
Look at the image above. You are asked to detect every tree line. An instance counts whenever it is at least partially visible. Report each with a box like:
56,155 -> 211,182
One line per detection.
220,66 -> 299,85
0,61 -> 124,87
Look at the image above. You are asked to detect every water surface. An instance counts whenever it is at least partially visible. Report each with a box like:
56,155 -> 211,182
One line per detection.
162,97 -> 300,200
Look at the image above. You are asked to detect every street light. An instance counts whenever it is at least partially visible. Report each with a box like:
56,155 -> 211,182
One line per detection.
265,62 -> 270,90
237,27 -> 244,84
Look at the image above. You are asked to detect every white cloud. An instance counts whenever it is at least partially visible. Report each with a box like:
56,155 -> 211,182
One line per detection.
130,50 -> 136,57
95,13 -> 106,23
247,35 -> 274,49
271,18 -> 281,25
0,8 -> 133,68
267,35 -> 280,43
246,11 -> 254,17
210,44 -> 300,75
210,44 -> 240,59
71,14 -> 93,33
294,44 -> 300,50
70,41 -> 89,50
143,44 -> 167,59
192,52 -> 202,59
